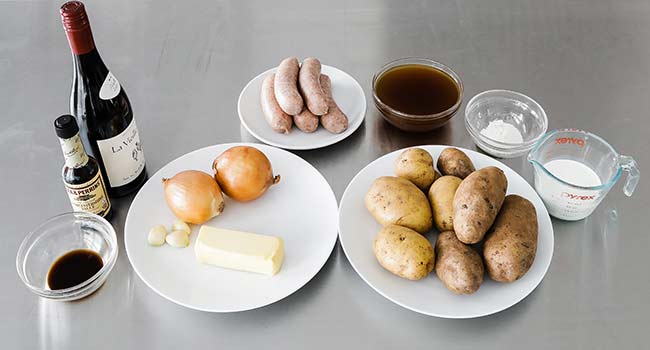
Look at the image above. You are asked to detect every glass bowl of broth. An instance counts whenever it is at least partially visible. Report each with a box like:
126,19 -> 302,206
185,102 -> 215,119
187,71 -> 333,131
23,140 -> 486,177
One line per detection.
372,57 -> 463,132
16,212 -> 117,301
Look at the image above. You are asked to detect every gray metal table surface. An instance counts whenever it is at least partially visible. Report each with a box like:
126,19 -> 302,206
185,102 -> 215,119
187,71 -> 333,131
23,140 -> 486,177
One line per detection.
1,0 -> 648,348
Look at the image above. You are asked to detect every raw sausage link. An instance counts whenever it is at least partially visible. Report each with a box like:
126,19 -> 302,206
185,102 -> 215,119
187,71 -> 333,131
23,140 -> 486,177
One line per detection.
298,57 -> 329,115
260,73 -> 292,134
319,74 -> 349,134
274,57 -> 304,115
294,108 -> 319,133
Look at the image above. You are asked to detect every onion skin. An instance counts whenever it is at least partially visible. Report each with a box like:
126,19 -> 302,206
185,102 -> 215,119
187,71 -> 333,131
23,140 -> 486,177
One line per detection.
162,170 -> 225,224
212,146 -> 280,202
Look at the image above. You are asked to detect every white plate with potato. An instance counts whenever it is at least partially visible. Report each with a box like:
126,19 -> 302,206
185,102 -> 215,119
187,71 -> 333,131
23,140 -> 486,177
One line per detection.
338,145 -> 554,319
124,143 -> 339,312
238,64 -> 366,150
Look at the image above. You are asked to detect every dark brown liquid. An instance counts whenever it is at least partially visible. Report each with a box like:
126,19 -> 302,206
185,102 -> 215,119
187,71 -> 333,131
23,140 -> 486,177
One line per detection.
375,64 -> 460,115
47,249 -> 103,290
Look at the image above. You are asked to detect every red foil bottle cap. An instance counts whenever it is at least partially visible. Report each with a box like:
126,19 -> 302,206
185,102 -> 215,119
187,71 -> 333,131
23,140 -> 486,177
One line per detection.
61,1 -> 95,55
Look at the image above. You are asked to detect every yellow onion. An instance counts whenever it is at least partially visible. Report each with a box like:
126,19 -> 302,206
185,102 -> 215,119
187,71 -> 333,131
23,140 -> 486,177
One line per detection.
162,170 -> 225,224
212,146 -> 280,202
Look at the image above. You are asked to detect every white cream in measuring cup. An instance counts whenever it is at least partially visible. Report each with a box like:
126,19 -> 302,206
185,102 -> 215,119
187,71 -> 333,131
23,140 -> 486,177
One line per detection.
544,159 -> 602,187
528,129 -> 639,221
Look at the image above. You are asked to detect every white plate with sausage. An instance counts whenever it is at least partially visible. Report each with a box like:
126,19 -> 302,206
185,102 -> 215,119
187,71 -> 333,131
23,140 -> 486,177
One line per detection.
338,145 -> 554,319
124,143 -> 339,312
238,64 -> 366,150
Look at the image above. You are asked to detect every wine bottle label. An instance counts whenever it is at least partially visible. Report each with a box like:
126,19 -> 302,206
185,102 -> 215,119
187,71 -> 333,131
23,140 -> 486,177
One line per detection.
96,119 -> 146,187
59,134 -> 89,168
99,72 -> 121,100
64,170 -> 111,217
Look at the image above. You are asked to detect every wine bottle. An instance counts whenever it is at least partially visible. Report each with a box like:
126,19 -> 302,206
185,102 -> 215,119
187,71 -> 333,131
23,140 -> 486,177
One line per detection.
55,115 -> 112,219
60,1 -> 147,197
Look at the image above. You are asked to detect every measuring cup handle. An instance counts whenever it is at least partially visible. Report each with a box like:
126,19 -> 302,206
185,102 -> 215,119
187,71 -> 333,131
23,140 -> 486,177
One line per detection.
620,155 -> 640,196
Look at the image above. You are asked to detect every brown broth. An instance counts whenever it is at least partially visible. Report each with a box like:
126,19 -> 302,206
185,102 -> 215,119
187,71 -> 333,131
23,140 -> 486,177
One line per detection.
47,249 -> 103,290
375,64 -> 460,115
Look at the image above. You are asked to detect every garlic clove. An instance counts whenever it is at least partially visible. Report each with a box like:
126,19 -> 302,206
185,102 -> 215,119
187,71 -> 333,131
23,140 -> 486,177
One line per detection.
171,220 -> 191,235
148,224 -> 167,246
166,230 -> 190,248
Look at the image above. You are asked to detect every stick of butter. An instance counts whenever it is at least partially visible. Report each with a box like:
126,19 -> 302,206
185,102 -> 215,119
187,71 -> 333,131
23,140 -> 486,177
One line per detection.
195,225 -> 284,276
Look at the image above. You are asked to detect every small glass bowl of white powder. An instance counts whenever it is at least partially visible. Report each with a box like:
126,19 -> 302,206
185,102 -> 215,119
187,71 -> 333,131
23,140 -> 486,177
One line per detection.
464,89 -> 548,158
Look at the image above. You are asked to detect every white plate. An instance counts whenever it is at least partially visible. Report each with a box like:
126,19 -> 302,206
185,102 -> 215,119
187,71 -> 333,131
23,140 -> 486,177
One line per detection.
338,146 -> 554,319
125,143 -> 339,312
238,64 -> 366,150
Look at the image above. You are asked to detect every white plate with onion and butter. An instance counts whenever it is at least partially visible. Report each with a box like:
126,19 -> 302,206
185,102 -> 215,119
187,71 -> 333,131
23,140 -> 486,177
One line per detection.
124,143 -> 339,312
338,145 -> 554,319
238,64 -> 366,150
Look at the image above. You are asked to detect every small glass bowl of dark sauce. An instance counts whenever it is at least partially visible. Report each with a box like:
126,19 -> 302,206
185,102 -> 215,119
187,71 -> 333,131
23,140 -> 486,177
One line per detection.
16,212 -> 117,301
372,57 -> 463,132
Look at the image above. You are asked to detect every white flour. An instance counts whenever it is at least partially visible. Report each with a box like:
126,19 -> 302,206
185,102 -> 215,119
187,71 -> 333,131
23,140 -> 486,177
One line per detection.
480,120 -> 523,144
544,159 -> 601,187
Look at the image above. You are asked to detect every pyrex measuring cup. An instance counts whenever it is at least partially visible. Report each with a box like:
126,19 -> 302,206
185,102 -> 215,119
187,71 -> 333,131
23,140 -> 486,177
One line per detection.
528,129 -> 640,221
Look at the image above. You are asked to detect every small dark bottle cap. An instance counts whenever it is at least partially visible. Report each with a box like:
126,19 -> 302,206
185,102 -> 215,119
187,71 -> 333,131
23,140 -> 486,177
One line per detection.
54,115 -> 80,139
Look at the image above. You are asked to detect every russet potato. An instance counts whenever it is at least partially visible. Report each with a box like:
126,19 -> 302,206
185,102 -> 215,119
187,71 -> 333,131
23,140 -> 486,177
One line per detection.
452,166 -> 507,244
437,147 -> 475,179
435,231 -> 484,294
483,195 -> 538,283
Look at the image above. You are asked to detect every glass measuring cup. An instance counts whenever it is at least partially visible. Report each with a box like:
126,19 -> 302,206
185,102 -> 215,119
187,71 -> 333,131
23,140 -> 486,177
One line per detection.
527,129 -> 640,221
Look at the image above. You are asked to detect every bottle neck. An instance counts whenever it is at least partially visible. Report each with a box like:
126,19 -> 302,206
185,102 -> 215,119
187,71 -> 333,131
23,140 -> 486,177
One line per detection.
63,10 -> 95,55
72,48 -> 105,74
59,133 -> 89,168
62,2 -> 106,75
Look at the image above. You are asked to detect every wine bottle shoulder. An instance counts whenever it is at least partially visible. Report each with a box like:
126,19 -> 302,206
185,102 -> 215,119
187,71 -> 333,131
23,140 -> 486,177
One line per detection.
71,54 -> 134,141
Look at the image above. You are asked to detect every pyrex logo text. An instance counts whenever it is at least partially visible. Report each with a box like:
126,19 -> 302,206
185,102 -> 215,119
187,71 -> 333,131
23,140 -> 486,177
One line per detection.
555,137 -> 585,147
561,192 -> 596,200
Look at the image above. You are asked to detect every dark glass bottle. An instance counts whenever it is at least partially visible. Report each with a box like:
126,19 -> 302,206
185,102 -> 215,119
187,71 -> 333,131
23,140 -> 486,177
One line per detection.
55,115 -> 112,219
60,1 -> 147,197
